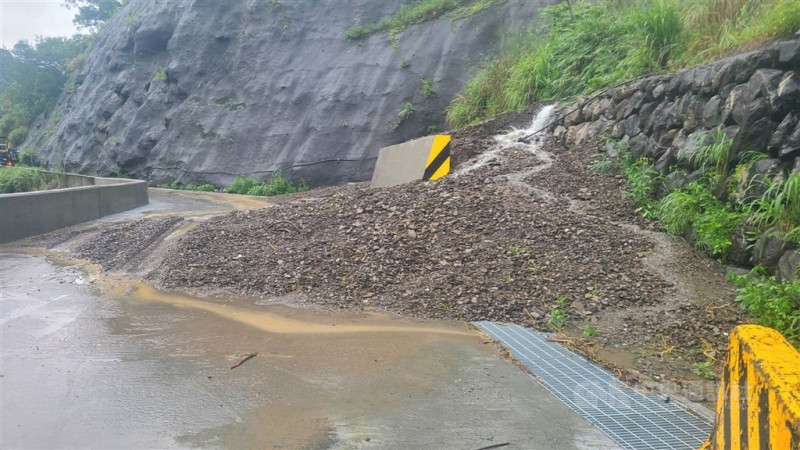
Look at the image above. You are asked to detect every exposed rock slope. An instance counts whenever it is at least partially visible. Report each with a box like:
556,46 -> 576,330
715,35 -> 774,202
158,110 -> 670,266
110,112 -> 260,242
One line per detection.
25,0 -> 554,186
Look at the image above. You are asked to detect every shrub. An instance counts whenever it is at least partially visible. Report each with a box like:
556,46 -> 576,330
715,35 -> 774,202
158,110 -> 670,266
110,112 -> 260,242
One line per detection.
18,149 -> 40,166
0,167 -> 43,193
730,268 -> 800,344
158,181 -> 216,192
659,182 -> 743,257
224,172 -> 308,197
420,76 -> 435,97
623,157 -> 662,219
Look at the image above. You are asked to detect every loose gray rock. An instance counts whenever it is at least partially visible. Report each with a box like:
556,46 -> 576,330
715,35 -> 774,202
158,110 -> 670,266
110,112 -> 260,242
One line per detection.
751,228 -> 798,273
777,250 -> 800,282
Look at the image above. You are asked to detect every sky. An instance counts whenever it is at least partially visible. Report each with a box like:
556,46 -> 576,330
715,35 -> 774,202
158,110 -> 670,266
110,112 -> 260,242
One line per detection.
0,0 -> 78,48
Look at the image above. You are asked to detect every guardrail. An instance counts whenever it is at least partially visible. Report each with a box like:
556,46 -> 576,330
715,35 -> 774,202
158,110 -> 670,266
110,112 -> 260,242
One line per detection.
703,324 -> 800,449
0,171 -> 148,244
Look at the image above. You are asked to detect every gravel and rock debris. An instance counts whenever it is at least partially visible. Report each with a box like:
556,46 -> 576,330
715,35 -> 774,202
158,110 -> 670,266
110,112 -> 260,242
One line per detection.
40,106 -> 746,396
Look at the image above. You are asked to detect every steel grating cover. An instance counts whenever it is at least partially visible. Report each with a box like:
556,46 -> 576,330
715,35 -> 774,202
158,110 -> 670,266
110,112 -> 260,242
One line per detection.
476,322 -> 711,450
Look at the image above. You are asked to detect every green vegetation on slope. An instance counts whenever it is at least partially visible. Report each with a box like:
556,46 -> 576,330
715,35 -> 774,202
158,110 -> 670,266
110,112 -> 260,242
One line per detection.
447,0 -> 800,127
599,133 -> 800,344
0,167 -> 69,193
0,37 -> 89,145
0,1 -> 123,148
224,172 -> 309,197
346,0 -> 506,40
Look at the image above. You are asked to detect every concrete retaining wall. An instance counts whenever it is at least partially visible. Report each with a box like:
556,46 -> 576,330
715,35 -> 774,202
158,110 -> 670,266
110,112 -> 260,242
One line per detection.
0,172 -> 148,244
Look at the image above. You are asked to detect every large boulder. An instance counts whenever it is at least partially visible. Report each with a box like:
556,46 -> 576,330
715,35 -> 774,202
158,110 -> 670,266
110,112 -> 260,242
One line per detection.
751,228 -> 798,273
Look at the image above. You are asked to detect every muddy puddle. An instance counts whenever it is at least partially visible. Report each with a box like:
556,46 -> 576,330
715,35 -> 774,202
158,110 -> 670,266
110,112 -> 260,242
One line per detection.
116,283 -> 486,448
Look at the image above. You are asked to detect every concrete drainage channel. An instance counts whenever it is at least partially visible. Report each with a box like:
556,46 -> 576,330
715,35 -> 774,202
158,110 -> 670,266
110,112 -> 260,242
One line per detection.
0,171 -> 148,244
477,322 -> 712,450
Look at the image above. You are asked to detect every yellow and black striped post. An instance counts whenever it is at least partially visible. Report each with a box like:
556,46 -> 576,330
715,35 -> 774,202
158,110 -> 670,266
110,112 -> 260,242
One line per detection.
703,325 -> 800,449
422,135 -> 451,181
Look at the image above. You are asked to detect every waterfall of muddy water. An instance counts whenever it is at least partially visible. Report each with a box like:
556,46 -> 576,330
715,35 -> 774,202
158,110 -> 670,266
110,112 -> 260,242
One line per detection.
456,104 -> 556,177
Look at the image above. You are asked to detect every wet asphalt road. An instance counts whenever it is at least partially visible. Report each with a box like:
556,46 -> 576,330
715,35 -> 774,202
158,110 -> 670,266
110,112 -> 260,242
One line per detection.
0,189 -> 619,449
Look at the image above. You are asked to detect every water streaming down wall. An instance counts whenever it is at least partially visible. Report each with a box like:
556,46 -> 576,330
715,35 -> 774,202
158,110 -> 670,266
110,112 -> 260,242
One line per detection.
456,104 -> 556,176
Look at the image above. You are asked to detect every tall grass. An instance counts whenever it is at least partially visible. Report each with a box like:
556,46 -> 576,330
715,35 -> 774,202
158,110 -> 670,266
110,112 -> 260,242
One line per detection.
447,0 -> 800,127
224,172 -> 309,197
745,173 -> 800,244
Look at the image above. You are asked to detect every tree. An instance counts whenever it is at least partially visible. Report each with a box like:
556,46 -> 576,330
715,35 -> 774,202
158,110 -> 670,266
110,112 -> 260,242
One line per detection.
63,0 -> 124,31
0,36 -> 88,142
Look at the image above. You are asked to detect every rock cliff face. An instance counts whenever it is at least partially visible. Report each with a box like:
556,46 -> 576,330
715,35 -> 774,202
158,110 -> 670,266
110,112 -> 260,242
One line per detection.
25,0 -> 554,186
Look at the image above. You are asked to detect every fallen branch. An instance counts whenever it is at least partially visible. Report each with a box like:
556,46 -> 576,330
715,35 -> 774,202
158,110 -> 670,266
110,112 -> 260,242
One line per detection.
230,352 -> 258,370
474,443 -> 510,450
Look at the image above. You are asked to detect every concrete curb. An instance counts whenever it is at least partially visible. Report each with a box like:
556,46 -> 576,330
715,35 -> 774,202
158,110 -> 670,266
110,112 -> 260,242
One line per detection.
703,325 -> 800,449
0,171 -> 148,244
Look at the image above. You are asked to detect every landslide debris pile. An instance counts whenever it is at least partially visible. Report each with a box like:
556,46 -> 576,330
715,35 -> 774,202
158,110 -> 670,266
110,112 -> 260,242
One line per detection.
60,108 -> 746,382
153,132 -> 668,325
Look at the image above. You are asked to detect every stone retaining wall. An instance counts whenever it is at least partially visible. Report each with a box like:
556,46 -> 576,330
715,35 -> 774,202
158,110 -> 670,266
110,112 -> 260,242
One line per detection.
554,34 -> 800,279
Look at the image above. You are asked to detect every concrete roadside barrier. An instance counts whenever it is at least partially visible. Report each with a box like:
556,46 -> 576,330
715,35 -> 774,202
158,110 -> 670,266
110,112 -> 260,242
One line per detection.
0,171 -> 148,244
370,134 -> 451,188
703,325 -> 800,449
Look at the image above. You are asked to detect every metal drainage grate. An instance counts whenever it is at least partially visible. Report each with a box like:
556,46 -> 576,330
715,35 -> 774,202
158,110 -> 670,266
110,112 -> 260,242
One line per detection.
476,322 -> 711,450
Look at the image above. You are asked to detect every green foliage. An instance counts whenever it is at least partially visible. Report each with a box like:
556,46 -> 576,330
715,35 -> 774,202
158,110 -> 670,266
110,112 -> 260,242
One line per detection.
659,182 -> 743,257
635,0 -> 684,69
64,0 -> 124,30
447,0 -> 800,127
622,156 -> 662,220
745,173 -> 800,245
582,324 -> 597,338
224,172 -> 309,197
0,36 -> 88,143
0,167 -> 42,193
153,68 -> 168,82
689,127 -> 732,185
587,153 -> 617,172
692,361 -> 715,380
547,296 -> 569,329
730,268 -> 800,344
420,76 -> 435,97
158,181 -> 216,192
397,101 -> 415,121
346,0 -> 504,40
684,0 -> 800,63
548,309 -> 568,329
123,15 -> 138,27
18,149 -> 40,167
7,127 -> 28,146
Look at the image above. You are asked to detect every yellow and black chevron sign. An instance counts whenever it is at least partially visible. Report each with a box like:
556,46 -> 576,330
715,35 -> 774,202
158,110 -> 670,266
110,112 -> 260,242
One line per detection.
422,135 -> 451,181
